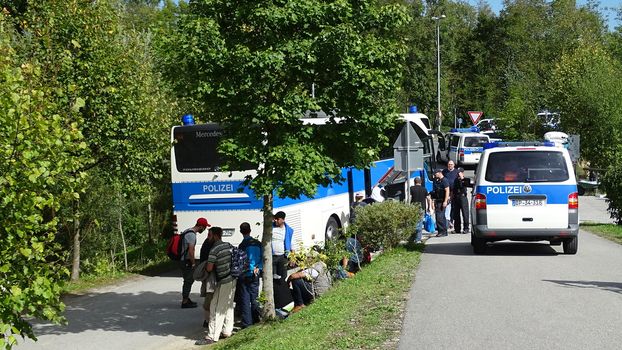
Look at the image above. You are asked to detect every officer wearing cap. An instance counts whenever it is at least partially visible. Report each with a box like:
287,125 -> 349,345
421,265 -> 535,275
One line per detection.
452,167 -> 471,234
431,169 -> 450,237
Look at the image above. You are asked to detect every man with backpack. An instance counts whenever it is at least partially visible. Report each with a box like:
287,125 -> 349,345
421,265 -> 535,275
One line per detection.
196,226 -> 235,345
237,222 -> 262,329
180,217 -> 210,309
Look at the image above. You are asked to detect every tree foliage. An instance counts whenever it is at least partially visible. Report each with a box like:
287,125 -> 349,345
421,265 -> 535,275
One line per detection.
168,0 -> 411,318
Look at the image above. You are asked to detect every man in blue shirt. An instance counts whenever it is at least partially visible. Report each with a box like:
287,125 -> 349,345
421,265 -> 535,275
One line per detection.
237,222 -> 263,328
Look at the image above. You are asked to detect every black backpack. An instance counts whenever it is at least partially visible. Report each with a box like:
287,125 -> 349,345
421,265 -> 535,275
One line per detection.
230,245 -> 249,278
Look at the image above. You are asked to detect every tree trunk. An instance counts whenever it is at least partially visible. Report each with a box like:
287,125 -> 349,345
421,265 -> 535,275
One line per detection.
71,200 -> 81,281
118,195 -> 128,271
260,193 -> 276,320
147,190 -> 153,244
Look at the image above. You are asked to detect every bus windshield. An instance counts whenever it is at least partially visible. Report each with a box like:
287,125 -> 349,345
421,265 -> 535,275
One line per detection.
173,123 -> 223,172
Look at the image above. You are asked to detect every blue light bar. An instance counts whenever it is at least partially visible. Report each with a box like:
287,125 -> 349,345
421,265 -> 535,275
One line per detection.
450,126 -> 480,133
485,141 -> 555,149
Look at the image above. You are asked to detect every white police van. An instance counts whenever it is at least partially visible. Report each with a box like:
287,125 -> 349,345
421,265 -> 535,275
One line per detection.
437,127 -> 490,166
470,141 -> 579,254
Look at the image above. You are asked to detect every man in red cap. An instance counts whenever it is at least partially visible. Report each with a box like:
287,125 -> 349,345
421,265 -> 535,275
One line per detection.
180,217 -> 210,308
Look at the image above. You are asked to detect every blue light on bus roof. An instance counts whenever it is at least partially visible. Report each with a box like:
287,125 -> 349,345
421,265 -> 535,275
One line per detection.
181,114 -> 195,126
450,126 -> 480,133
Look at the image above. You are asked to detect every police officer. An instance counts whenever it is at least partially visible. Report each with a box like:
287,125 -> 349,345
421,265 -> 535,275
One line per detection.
431,169 -> 450,237
452,168 -> 471,234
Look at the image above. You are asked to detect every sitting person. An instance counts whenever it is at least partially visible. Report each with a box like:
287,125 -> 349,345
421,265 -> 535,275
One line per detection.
345,234 -> 363,273
286,254 -> 332,313
335,257 -> 354,280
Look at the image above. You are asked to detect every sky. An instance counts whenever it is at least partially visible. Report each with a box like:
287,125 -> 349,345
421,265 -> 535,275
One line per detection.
467,0 -> 620,31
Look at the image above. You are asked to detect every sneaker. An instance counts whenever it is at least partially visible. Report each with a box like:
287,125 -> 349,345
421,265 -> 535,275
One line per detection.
195,338 -> 216,346
181,301 -> 198,309
415,240 -> 423,244
220,333 -> 231,339
435,233 -> 448,237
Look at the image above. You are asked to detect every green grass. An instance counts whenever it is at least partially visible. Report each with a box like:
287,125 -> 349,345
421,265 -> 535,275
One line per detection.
581,223 -> 622,245
208,243 -> 423,350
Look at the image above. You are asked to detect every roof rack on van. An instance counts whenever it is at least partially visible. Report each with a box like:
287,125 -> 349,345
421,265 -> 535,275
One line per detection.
483,141 -> 555,149
450,126 -> 480,133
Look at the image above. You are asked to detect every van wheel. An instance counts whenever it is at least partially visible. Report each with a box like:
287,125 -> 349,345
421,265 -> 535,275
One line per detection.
563,237 -> 578,254
472,234 -> 486,254
325,216 -> 340,241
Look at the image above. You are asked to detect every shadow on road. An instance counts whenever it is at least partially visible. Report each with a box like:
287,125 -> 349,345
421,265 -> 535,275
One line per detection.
27,275 -> 199,341
423,240 -> 560,256
542,279 -> 622,295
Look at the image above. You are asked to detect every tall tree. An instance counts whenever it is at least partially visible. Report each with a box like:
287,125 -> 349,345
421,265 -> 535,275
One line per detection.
168,0 -> 410,318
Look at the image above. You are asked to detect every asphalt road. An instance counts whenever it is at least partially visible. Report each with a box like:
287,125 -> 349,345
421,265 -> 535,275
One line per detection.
15,195 -> 618,350
398,229 -> 622,350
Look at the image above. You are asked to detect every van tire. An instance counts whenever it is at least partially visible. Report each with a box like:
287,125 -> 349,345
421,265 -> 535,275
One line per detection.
563,237 -> 578,254
325,216 -> 340,241
472,234 -> 486,254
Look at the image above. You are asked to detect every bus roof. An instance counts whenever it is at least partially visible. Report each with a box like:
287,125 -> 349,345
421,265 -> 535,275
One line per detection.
399,113 -> 431,136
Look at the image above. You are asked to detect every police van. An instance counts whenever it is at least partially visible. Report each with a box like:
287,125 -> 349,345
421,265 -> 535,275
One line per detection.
470,141 -> 579,254
437,127 -> 490,166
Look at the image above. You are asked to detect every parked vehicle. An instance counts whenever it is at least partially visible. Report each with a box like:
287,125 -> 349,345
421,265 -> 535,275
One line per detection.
436,128 -> 490,166
470,141 -> 579,254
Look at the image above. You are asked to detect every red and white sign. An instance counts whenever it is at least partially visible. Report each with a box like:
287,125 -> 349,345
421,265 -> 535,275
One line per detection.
467,111 -> 483,125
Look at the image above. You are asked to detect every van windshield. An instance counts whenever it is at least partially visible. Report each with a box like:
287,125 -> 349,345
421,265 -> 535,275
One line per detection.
485,151 -> 569,183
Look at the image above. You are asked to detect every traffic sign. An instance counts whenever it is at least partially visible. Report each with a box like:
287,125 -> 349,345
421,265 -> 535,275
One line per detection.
467,111 -> 483,125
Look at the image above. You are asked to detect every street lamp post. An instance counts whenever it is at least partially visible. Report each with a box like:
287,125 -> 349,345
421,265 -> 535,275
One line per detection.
432,14 -> 446,131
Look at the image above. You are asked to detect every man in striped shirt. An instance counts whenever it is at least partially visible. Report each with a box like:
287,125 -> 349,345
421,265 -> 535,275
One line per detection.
196,227 -> 235,345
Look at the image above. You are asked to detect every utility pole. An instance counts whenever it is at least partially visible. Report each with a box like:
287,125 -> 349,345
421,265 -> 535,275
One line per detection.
432,14 -> 446,131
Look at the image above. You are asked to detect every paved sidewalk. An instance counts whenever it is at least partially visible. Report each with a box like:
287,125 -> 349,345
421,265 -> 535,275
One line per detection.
579,195 -> 615,224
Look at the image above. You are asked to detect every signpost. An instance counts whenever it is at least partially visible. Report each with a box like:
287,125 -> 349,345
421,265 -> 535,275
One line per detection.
467,111 -> 483,125
393,123 -> 424,203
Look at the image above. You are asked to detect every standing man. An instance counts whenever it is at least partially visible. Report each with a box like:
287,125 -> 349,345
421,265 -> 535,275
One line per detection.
410,176 -> 432,243
237,222 -> 263,329
452,167 -> 471,234
196,227 -> 235,346
350,193 -> 367,223
272,211 -> 294,282
180,217 -> 210,309
443,160 -> 459,231
431,169 -> 450,237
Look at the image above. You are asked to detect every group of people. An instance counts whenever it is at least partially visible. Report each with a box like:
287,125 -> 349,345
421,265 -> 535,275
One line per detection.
410,160 -> 471,241
177,211 -> 336,346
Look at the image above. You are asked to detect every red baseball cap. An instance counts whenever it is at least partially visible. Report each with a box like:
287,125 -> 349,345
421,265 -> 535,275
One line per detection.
196,218 -> 211,227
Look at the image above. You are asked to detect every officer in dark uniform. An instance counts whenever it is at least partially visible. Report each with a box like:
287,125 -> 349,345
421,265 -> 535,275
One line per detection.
431,169 -> 450,237
452,167 -> 471,234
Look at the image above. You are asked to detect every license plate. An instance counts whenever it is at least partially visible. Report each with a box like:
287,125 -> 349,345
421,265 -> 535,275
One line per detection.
222,228 -> 235,237
512,199 -> 544,206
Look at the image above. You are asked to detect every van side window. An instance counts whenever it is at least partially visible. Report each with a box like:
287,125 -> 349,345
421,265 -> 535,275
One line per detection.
450,136 -> 460,147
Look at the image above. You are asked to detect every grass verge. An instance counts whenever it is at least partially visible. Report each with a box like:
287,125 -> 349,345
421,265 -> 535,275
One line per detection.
581,222 -> 622,245
208,243 -> 423,350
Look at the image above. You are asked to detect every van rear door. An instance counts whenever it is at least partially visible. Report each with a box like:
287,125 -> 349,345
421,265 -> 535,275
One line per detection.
482,150 -> 572,230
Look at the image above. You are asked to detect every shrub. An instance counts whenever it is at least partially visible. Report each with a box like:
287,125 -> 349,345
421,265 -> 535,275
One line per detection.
599,153 -> 622,225
347,200 -> 422,249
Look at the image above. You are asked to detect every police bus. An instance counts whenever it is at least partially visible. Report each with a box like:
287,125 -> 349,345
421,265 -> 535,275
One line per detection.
170,112 -> 436,255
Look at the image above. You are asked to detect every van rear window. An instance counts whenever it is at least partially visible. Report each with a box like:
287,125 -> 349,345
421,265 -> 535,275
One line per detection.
485,151 -> 569,183
464,137 -> 489,147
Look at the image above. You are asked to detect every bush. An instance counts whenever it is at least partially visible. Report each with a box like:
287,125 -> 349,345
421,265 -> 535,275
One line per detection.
347,200 -> 422,249
599,154 -> 622,225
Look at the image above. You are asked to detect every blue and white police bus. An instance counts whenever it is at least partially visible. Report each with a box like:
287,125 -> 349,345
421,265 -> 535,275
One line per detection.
170,113 -> 437,256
